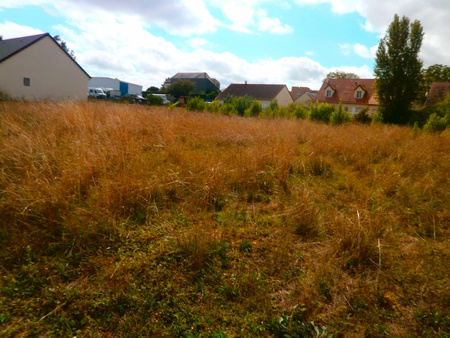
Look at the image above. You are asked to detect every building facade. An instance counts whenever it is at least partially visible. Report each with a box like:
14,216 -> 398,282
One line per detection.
315,78 -> 378,114
0,33 -> 90,100
88,77 -> 143,97
164,72 -> 220,93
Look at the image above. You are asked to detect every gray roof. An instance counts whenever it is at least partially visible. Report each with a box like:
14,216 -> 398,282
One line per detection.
0,33 -> 90,78
172,72 -> 209,79
0,33 -> 48,63
217,83 -> 288,101
170,72 -> 220,89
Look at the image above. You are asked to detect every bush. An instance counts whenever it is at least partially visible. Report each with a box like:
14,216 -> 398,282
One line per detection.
220,102 -> 238,115
310,102 -> 334,123
187,96 -> 206,112
294,105 -> 309,120
371,111 -> 384,125
423,92 -> 450,132
147,94 -> 163,106
244,100 -> 263,117
423,113 -> 449,132
206,100 -> 221,113
353,107 -> 371,124
234,96 -> 253,116
330,101 -> 352,125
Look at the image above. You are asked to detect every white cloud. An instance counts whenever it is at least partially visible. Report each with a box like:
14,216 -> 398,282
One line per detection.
293,0 -> 450,66
258,17 -> 293,34
209,0 -> 293,35
188,38 -> 212,48
339,43 -> 376,59
0,21 -> 42,38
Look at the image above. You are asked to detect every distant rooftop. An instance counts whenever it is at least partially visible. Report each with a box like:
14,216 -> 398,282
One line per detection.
217,83 -> 287,101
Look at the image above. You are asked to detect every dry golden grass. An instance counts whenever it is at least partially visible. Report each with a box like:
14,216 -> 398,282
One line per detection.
0,101 -> 449,336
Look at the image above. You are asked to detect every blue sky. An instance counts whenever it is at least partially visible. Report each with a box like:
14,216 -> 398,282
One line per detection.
1,0 -> 449,90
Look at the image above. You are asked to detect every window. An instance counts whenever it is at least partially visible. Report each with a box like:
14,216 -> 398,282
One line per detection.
356,90 -> 363,99
23,77 -> 31,87
326,90 -> 332,97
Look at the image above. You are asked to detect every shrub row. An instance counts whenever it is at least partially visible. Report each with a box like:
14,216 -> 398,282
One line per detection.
186,95 -> 450,131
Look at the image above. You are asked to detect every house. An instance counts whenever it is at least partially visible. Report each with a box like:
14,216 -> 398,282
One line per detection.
0,33 -> 90,100
290,86 -> 318,106
216,83 -> 293,108
424,82 -> 450,107
315,78 -> 378,114
164,72 -> 220,93
88,77 -> 143,97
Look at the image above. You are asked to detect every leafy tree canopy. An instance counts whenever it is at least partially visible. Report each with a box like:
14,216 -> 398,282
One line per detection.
166,80 -> 195,100
374,14 -> 424,124
325,71 -> 360,80
416,64 -> 450,104
146,86 -> 160,93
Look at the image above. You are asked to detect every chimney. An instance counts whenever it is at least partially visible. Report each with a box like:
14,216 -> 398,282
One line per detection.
245,81 -> 247,85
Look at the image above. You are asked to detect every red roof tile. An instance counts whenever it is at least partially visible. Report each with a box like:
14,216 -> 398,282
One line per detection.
425,82 -> 450,107
316,78 -> 378,106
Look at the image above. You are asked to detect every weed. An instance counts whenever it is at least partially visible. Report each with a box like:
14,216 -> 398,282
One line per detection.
0,101 -> 448,336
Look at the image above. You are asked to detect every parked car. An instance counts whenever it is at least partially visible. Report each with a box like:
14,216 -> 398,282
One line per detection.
123,94 -> 147,104
88,87 -> 107,99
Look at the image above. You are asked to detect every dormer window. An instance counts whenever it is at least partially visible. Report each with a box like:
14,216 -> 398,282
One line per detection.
324,84 -> 334,98
354,85 -> 366,99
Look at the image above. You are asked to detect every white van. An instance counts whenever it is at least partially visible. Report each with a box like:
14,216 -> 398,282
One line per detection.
88,87 -> 107,99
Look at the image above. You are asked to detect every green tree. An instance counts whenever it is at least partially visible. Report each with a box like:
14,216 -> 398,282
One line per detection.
53,35 -> 76,60
166,80 -> 195,101
330,100 -> 352,125
325,71 -> 360,79
374,14 -> 424,124
147,94 -> 163,106
417,64 -> 450,104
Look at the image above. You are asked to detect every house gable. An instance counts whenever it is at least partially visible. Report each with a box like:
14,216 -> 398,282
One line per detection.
217,83 -> 293,106
0,33 -> 90,100
0,33 -> 90,79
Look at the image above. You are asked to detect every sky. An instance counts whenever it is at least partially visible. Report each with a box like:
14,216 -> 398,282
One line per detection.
1,0 -> 449,91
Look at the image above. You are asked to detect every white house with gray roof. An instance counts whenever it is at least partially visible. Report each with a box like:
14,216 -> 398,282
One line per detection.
0,33 -> 90,100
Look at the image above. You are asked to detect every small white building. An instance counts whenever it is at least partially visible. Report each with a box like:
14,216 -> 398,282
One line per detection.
89,77 -> 143,97
0,33 -> 90,100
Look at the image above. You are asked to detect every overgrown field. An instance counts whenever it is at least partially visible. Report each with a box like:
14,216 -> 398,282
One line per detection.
1,101 -> 449,337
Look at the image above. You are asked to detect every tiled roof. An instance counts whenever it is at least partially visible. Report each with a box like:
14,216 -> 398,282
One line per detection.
316,78 -> 378,106
290,86 -> 315,101
425,82 -> 450,107
217,83 -> 287,101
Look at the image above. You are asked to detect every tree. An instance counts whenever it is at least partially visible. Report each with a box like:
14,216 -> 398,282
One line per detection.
166,80 -> 195,101
53,35 -> 76,60
417,64 -> 450,103
374,14 -> 424,124
325,71 -> 360,79
146,86 -> 160,93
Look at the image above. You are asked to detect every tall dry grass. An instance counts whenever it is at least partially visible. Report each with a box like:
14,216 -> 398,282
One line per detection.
1,101 -> 449,336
